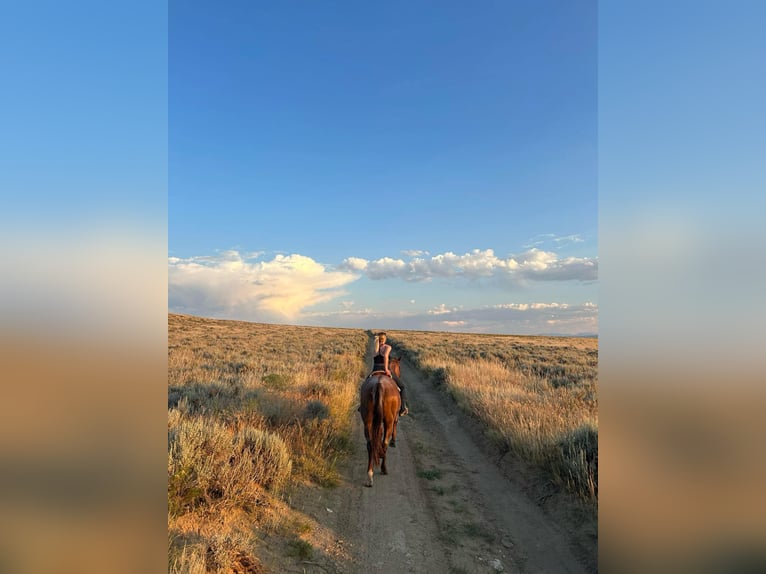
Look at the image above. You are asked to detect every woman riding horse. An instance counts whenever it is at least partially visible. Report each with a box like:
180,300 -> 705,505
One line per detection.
372,332 -> 408,416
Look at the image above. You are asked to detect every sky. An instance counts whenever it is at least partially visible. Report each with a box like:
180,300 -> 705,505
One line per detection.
169,1 -> 598,335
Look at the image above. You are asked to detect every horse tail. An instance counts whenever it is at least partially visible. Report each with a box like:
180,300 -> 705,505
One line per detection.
371,381 -> 384,467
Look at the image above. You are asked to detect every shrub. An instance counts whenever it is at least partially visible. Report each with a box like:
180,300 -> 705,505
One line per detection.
262,373 -> 291,390
305,380 -> 333,396
287,539 -> 313,560
303,400 -> 330,421
555,423 -> 598,500
168,416 -> 292,516
431,366 -> 451,386
235,427 -> 293,492
168,416 -> 231,515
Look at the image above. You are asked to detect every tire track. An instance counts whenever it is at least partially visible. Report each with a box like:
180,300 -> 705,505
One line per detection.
293,333 -> 591,573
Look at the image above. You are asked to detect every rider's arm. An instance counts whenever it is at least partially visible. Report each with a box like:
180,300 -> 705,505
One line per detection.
383,346 -> 391,374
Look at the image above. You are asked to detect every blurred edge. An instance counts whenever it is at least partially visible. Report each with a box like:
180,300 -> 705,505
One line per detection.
0,1 -> 168,573
600,1 -> 766,572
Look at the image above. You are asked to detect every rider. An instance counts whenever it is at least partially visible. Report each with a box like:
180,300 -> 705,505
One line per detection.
373,332 -> 408,416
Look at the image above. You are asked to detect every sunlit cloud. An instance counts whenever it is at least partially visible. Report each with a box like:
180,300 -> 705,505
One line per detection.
428,303 -> 460,315
170,244 -> 597,334
169,251 -> 358,321
339,248 -> 597,283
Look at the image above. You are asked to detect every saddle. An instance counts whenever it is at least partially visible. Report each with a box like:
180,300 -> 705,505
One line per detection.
368,371 -> 401,391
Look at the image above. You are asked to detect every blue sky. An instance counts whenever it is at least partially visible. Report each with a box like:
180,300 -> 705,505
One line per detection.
169,1 -> 598,334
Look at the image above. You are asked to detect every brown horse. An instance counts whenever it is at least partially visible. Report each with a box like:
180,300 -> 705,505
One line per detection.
360,357 -> 402,487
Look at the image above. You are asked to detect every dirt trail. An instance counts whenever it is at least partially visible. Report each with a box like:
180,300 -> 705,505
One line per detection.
292,335 -> 591,573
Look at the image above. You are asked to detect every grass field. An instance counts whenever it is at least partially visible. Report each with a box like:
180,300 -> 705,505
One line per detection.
167,315 -> 598,571
167,314 -> 368,573
386,330 -> 598,504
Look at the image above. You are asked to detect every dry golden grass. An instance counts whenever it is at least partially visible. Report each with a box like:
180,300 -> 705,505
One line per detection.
168,313 -> 368,573
387,330 -> 598,504
168,315 -> 597,571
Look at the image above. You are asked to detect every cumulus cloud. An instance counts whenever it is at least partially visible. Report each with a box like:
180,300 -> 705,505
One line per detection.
338,248 -> 597,284
169,251 -> 358,321
340,257 -> 368,272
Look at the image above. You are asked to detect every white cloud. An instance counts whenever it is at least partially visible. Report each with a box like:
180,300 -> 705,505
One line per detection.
339,248 -> 597,284
524,233 -> 586,248
366,257 -> 408,279
402,249 -> 430,257
523,233 -> 556,248
553,234 -> 585,245
341,257 -> 368,272
428,303 -> 459,315
169,251 -> 359,321
304,301 -> 598,336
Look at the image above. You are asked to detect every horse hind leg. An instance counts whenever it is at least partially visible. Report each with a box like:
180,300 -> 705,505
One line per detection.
380,423 -> 390,475
366,440 -> 374,486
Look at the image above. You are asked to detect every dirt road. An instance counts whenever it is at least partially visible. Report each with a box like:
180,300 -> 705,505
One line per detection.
292,335 -> 593,573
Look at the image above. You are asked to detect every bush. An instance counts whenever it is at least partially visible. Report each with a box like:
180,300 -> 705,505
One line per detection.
235,427 -> 293,491
305,380 -> 333,397
555,423 -> 598,500
287,539 -> 313,560
431,366 -> 451,386
168,416 -> 292,516
304,400 -> 330,421
262,373 -> 291,390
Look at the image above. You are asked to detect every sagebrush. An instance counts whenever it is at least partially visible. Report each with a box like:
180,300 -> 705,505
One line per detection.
387,330 -> 598,504
168,314 -> 368,572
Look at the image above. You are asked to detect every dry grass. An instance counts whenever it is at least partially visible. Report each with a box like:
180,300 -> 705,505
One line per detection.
168,313 -> 368,573
167,315 -> 598,571
387,330 -> 598,504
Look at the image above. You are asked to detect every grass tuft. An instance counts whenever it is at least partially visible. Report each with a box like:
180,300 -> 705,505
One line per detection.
287,539 -> 313,560
418,468 -> 443,481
